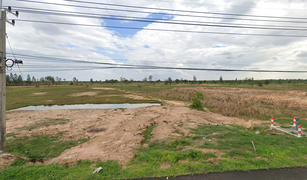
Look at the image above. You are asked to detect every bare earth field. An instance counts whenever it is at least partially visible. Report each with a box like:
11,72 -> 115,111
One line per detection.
4,100 -> 256,168
2,86 -> 307,172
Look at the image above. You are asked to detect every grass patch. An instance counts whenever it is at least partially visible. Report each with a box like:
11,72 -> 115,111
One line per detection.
6,85 -> 160,110
4,133 -> 89,161
17,118 -> 69,131
10,159 -> 27,167
6,132 -> 17,138
142,125 -> 157,145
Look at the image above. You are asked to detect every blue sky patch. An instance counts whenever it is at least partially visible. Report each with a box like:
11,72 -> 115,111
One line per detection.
144,45 -> 150,48
212,45 -> 226,48
102,13 -> 174,38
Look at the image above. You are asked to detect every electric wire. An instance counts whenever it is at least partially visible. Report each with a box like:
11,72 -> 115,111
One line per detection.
9,1 -> 307,24
10,8 -> 307,31
20,0 -> 307,20
9,19 -> 307,38
6,35 -> 24,78
11,6 -> 307,29
6,54 -> 307,73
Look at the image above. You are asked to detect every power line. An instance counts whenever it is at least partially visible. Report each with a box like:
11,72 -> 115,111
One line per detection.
10,1 -> 307,24
144,0 -> 307,11
58,0 -> 307,20
6,53 -> 307,73
10,19 -> 307,37
11,8 -> 307,31
8,53 -> 303,68
11,6 -> 307,29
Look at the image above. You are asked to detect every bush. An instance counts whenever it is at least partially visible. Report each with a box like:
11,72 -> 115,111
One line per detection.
189,92 -> 205,111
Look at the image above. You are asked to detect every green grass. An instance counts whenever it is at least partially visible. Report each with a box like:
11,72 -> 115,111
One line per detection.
2,125 -> 307,179
4,133 -> 89,161
142,125 -> 157,145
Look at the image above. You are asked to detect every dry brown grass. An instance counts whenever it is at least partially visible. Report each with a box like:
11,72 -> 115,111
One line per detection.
156,88 -> 282,118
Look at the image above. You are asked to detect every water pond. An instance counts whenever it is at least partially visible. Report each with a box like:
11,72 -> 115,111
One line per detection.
14,103 -> 161,111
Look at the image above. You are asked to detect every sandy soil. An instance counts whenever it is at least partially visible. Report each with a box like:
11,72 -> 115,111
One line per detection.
32,92 -> 47,96
4,98 -> 259,167
70,91 -> 98,97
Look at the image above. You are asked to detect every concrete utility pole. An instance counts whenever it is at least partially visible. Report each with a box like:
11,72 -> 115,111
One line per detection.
0,10 -> 6,150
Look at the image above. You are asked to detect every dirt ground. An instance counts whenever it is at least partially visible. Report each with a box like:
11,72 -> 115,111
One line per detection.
2,91 -> 262,169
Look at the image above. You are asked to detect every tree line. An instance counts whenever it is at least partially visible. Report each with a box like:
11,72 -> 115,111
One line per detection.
5,73 -> 307,86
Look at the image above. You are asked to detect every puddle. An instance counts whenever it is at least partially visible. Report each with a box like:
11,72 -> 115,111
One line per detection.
13,103 -> 161,111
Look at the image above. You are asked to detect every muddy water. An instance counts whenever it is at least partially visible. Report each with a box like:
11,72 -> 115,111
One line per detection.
13,103 -> 161,111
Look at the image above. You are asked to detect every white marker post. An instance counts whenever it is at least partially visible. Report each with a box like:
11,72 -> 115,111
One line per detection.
270,117 -> 274,130
293,116 -> 296,126
298,125 -> 302,138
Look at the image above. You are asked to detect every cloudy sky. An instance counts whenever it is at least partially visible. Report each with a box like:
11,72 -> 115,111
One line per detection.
3,0 -> 307,81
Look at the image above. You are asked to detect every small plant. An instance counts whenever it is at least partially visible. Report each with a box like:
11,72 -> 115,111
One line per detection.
189,92 -> 205,111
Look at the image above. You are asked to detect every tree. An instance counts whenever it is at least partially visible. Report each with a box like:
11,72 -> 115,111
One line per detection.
17,75 -> 23,85
90,78 -> 93,84
264,80 -> 270,85
168,77 -> 172,84
73,77 -> 78,85
32,76 -> 36,83
40,77 -> 45,84
219,76 -> 223,83
55,77 -> 61,85
175,79 -> 180,83
193,75 -> 197,84
26,74 -> 32,85
45,76 -> 55,85
6,75 -> 10,85
189,92 -> 205,111
149,75 -> 153,82
143,77 -> 147,82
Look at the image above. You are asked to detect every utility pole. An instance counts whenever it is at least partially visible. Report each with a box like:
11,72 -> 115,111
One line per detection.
0,10 -> 6,150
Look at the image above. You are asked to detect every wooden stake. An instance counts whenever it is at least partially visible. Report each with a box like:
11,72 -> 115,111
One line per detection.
250,140 -> 256,154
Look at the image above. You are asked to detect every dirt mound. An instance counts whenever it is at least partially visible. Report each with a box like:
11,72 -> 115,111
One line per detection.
0,154 -> 19,170
70,92 -> 98,97
32,92 -> 47,96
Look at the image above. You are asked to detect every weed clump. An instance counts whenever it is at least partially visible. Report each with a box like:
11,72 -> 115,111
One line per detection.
189,92 -> 205,111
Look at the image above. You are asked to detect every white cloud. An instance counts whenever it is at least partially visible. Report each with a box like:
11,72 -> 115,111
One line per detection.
4,0 -> 307,81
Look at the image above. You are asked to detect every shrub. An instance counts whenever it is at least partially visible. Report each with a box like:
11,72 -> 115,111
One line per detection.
189,92 -> 205,111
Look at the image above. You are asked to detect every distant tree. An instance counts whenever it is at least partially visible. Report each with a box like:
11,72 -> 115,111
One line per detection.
143,77 -> 147,82
6,75 -> 10,85
90,78 -> 93,84
264,80 -> 270,85
13,73 -> 18,85
175,79 -> 180,83
32,76 -> 36,83
26,74 -> 32,85
45,76 -> 55,85
278,79 -> 282,85
73,77 -> 78,85
257,81 -> 263,87
17,75 -> 23,85
193,75 -> 197,84
55,77 -> 61,85
219,76 -> 223,83
40,77 -> 45,84
149,75 -> 153,82
168,77 -> 172,84
130,78 -> 134,83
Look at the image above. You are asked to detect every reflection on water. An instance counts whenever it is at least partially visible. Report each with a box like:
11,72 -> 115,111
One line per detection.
14,103 -> 161,111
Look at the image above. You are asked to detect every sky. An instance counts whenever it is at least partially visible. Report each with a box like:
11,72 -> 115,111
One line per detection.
3,0 -> 307,81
